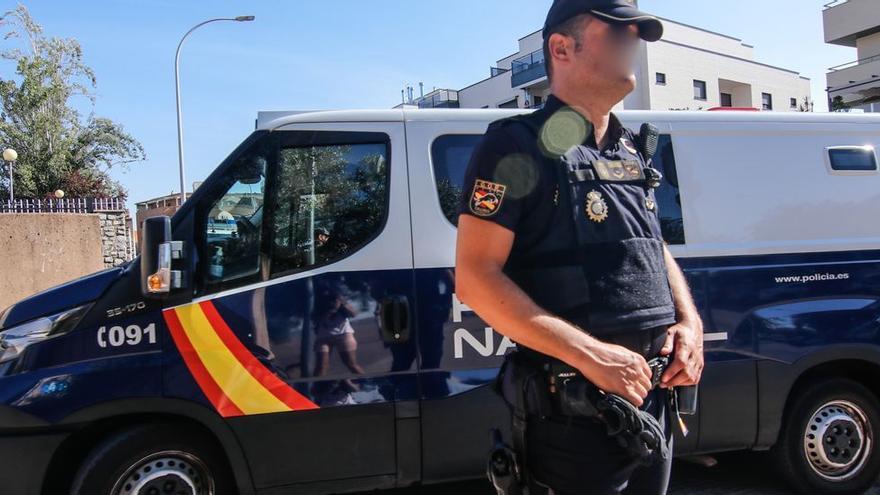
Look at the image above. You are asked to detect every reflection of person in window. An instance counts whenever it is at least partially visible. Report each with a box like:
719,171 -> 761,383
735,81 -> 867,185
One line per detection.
313,291 -> 365,389
316,227 -> 330,248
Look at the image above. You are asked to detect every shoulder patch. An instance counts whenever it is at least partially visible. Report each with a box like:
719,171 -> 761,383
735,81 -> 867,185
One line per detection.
469,179 -> 507,217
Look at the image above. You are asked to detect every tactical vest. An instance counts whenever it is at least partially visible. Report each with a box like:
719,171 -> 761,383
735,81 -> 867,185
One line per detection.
493,107 -> 677,336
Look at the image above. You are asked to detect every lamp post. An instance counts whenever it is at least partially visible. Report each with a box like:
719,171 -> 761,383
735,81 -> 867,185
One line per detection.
3,148 -> 18,202
175,15 -> 255,206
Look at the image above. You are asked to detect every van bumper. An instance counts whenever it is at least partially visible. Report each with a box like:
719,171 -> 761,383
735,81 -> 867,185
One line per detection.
0,431 -> 68,495
0,406 -> 68,495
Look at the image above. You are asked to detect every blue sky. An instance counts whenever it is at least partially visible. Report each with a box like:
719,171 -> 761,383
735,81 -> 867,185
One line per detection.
0,1 -> 857,220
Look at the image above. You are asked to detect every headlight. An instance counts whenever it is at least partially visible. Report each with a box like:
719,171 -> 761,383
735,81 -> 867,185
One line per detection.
0,305 -> 90,365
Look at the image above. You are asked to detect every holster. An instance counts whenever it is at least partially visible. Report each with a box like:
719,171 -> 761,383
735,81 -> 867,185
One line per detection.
487,351 -> 554,495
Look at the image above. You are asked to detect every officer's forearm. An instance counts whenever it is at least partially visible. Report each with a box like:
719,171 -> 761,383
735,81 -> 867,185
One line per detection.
663,245 -> 702,330
457,264 -> 601,369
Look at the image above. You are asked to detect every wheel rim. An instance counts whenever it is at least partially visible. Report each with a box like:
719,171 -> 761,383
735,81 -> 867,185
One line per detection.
802,399 -> 873,482
110,450 -> 214,495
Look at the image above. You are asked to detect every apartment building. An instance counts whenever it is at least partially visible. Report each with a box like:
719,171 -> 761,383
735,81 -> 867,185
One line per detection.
824,0 -> 880,112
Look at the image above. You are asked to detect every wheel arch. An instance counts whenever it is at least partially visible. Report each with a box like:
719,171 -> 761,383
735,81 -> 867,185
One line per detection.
757,344 -> 880,449
41,398 -> 255,495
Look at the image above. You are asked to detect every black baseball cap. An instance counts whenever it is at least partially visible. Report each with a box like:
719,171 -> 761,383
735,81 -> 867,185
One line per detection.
543,0 -> 664,42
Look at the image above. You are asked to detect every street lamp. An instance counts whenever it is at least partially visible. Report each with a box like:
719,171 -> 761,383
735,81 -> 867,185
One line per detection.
175,15 -> 255,206
3,148 -> 18,202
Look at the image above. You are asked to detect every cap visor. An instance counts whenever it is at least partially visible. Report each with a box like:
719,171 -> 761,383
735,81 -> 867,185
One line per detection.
590,6 -> 664,42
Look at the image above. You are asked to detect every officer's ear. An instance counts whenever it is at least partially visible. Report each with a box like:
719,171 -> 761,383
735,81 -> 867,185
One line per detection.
547,32 -> 577,68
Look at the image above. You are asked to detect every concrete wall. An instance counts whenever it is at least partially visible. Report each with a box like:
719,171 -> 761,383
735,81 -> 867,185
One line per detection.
459,70 -> 519,109
0,214 -> 105,311
661,18 -> 754,59
856,31 -> 880,59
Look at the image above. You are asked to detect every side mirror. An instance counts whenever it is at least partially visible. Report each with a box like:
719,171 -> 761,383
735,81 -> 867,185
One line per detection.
140,216 -> 186,298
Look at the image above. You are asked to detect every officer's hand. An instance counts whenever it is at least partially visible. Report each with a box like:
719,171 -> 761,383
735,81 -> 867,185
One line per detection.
659,320 -> 704,388
579,342 -> 653,407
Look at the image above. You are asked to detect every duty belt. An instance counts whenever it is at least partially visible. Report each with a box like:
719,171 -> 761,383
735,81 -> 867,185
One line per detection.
545,355 -> 681,466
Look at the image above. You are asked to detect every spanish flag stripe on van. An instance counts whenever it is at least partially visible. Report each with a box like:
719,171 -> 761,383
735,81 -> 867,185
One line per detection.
199,301 -> 319,411
163,300 -> 319,417
163,308 -> 245,417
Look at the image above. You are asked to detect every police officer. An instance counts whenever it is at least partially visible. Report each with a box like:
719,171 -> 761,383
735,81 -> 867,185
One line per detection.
455,1 -> 705,494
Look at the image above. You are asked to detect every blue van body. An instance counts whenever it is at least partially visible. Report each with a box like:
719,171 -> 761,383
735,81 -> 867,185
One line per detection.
1,110 -> 879,495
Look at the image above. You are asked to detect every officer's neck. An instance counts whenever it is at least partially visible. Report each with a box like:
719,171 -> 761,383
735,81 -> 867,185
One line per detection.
551,88 -> 616,150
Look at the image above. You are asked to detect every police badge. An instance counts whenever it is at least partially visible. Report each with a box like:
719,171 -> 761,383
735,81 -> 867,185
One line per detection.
585,190 -> 609,223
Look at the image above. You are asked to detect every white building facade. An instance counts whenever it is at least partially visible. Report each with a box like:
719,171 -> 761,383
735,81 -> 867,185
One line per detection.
824,0 -> 880,112
456,16 -> 811,112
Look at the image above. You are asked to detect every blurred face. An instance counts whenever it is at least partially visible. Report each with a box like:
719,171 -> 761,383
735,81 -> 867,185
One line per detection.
550,15 -> 641,97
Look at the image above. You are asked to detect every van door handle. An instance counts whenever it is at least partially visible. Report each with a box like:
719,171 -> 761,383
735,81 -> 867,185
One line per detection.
379,295 -> 411,344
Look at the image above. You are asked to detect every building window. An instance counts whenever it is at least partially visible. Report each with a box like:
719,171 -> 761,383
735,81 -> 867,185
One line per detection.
693,80 -> 707,100
656,72 -> 666,85
762,93 -> 773,110
790,97 -> 798,108
720,93 -> 732,107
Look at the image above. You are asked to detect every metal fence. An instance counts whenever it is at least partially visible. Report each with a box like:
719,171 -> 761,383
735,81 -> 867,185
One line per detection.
0,197 -> 127,214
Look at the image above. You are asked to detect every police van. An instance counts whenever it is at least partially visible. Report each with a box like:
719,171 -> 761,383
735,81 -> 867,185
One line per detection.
1,106 -> 879,495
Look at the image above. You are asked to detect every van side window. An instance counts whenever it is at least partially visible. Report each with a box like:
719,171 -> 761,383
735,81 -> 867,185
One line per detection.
827,147 -> 879,172
204,151 -> 267,289
269,138 -> 390,276
430,133 -> 686,245
431,134 -> 483,226
651,135 -> 686,245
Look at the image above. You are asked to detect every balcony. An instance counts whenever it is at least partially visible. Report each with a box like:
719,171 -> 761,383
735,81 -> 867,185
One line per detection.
827,55 -> 880,89
417,89 -> 460,109
510,49 -> 546,88
823,0 -> 880,47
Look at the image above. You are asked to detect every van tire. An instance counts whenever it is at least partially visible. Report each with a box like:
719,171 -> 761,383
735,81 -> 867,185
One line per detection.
771,378 -> 880,495
70,422 -> 235,495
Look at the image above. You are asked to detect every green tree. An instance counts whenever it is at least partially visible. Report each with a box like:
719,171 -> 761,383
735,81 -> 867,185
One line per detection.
830,95 -> 850,113
0,4 -> 144,199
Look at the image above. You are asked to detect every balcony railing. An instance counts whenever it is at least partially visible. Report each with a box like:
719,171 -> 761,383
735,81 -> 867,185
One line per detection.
0,197 -> 127,214
828,52 -> 880,72
511,49 -> 547,87
823,0 -> 849,10
417,90 -> 460,109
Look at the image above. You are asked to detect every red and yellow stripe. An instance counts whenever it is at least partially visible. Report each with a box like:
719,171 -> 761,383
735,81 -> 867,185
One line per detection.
163,300 -> 319,417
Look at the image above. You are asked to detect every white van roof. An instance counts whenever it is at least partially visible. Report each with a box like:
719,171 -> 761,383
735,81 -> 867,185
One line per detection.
256,108 -> 880,131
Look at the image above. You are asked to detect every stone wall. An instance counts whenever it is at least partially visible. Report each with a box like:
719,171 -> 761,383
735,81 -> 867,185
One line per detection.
99,210 -> 135,268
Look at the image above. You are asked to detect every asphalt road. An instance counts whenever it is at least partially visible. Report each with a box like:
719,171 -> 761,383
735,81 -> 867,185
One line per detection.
362,452 -> 880,495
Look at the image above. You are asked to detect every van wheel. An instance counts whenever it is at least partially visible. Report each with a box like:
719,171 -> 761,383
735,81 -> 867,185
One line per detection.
771,378 -> 880,495
70,422 -> 234,495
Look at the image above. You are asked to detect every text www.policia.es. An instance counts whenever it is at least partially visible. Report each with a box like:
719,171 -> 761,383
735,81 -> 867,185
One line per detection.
774,272 -> 851,284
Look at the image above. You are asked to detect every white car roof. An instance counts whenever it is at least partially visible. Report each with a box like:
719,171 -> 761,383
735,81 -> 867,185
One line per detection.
256,108 -> 880,131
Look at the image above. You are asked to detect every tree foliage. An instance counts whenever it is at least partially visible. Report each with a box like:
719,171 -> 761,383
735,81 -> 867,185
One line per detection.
0,4 -> 144,198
